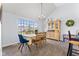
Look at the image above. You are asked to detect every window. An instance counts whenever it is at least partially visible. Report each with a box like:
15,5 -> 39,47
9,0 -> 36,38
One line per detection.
18,18 -> 38,34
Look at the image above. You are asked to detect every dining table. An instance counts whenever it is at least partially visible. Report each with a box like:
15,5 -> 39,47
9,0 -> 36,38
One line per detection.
63,34 -> 79,45
23,34 -> 36,45
67,38 -> 79,56
63,34 -> 77,42
23,33 -> 46,47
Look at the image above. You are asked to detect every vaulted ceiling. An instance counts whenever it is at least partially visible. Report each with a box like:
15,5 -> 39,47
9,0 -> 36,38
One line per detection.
2,3 -> 64,19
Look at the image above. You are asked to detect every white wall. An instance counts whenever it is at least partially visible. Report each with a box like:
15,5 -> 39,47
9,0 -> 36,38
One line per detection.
2,11 -> 19,47
45,3 -> 79,41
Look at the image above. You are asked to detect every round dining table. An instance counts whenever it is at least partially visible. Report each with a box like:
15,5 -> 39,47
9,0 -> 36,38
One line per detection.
23,34 -> 36,45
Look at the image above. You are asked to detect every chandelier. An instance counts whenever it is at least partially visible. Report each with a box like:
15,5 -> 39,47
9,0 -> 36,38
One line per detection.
38,3 -> 45,19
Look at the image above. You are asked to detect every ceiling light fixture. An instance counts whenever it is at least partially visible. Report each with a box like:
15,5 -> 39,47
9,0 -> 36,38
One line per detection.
38,3 -> 45,19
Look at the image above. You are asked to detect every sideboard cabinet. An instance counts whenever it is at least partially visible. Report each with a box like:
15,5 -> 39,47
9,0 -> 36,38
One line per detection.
46,19 -> 61,41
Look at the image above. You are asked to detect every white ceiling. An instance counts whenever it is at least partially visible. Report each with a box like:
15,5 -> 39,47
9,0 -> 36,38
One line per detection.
54,3 -> 65,7
2,3 -> 64,19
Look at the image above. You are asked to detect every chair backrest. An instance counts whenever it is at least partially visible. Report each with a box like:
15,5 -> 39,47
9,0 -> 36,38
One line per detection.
18,34 -> 25,43
68,31 -> 71,40
36,32 -> 46,40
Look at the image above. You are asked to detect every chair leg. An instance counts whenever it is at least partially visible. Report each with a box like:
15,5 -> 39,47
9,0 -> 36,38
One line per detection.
35,43 -> 38,49
39,41 -> 41,48
18,43 -> 22,50
20,44 -> 24,53
27,45 -> 31,52
67,43 -> 73,56
44,39 -> 46,45
70,44 -> 73,56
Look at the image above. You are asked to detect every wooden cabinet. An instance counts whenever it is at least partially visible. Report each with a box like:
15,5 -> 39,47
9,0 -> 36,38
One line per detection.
48,19 -> 53,30
46,19 -> 61,41
46,30 -> 60,41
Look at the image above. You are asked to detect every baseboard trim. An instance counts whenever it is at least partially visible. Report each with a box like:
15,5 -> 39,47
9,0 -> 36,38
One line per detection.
2,42 -> 19,48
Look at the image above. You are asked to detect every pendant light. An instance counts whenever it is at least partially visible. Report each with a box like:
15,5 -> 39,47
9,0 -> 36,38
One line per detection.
38,3 -> 45,19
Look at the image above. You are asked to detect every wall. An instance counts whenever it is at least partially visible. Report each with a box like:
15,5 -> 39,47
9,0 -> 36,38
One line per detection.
2,11 -> 19,47
45,3 -> 79,41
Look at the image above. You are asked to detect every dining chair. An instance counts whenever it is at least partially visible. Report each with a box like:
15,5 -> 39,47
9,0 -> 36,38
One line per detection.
67,31 -> 79,56
32,32 -> 46,49
18,34 -> 31,52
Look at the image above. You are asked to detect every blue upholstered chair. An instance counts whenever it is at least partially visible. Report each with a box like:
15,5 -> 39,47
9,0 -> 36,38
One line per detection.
18,34 -> 31,52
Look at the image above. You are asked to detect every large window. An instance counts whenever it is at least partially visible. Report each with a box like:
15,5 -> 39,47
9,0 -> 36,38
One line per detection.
18,18 -> 38,34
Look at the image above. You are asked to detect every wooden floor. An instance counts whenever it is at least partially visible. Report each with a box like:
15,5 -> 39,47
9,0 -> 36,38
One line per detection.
2,40 -> 70,56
